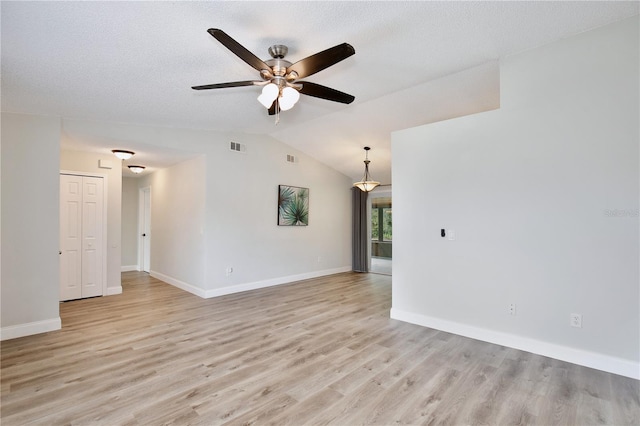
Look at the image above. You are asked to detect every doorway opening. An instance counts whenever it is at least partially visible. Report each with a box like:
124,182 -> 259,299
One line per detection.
369,192 -> 392,275
138,186 -> 151,273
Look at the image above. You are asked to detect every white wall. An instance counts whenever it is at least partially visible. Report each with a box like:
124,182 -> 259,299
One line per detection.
1,113 -> 62,339
137,156 -> 206,292
121,177 -> 139,269
204,132 -> 352,296
60,150 -> 123,295
392,17 -> 639,378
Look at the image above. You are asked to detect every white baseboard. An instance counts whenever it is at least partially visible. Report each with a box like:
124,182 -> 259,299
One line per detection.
1,317 -> 62,341
149,267 -> 351,300
150,270 -> 207,298
121,265 -> 139,272
205,266 -> 352,298
390,308 -> 639,380
106,286 -> 122,296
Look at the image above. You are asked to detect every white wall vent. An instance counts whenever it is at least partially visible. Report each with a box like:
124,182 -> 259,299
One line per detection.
286,154 -> 297,164
230,141 -> 246,153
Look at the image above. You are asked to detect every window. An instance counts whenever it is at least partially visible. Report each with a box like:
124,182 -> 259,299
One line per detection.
371,210 -> 379,240
371,199 -> 392,242
382,208 -> 392,241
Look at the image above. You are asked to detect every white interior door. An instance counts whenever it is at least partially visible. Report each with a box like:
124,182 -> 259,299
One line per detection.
60,174 -> 104,301
81,177 -> 104,298
60,175 -> 83,301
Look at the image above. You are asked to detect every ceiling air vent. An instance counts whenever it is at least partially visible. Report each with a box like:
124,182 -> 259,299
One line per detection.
229,141 -> 246,153
286,154 -> 297,164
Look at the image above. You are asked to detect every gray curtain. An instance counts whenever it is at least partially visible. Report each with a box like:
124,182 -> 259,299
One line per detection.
352,187 -> 368,272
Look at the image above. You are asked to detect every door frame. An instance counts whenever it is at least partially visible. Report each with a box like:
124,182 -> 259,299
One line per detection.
138,186 -> 151,272
60,170 -> 109,297
367,186 -> 392,273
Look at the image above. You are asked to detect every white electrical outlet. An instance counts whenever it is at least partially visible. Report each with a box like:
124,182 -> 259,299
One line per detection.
570,313 -> 582,328
448,229 -> 456,241
225,267 -> 233,276
508,303 -> 516,316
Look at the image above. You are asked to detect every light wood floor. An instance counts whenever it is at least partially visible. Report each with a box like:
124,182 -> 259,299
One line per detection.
1,272 -> 638,425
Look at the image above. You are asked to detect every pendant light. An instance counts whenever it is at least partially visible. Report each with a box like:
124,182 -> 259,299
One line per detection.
353,147 -> 380,192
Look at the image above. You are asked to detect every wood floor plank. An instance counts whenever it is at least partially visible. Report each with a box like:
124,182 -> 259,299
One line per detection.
1,271 -> 638,425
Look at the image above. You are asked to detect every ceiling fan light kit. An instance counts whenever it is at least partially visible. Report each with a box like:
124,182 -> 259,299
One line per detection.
192,29 -> 355,123
353,147 -> 380,192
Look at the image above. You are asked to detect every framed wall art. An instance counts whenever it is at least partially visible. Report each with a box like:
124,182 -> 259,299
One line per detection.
278,185 -> 309,226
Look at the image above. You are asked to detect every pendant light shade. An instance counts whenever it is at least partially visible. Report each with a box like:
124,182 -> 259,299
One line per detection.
353,147 -> 380,192
354,180 -> 380,192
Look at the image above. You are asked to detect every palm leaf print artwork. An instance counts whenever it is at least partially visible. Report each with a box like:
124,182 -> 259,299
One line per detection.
278,185 -> 309,226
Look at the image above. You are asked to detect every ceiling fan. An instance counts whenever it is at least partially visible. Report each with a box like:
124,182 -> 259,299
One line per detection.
192,29 -> 355,118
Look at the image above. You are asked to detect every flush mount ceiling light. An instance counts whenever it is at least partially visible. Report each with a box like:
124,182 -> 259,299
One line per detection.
112,149 -> 135,160
128,165 -> 146,174
353,147 -> 380,192
191,29 -> 355,124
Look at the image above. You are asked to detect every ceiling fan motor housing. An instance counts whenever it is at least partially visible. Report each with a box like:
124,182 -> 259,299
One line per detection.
265,50 -> 299,92
268,44 -> 288,59
265,58 -> 292,78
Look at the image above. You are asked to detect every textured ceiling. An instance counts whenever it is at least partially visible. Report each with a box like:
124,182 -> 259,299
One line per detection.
2,1 -> 638,181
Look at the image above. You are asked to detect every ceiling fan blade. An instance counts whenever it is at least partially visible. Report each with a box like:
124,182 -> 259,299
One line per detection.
208,29 -> 271,72
298,81 -> 355,104
268,102 -> 277,116
191,80 -> 260,90
287,43 -> 355,79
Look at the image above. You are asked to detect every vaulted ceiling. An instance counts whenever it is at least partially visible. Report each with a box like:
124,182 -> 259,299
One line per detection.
2,1 -> 638,183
